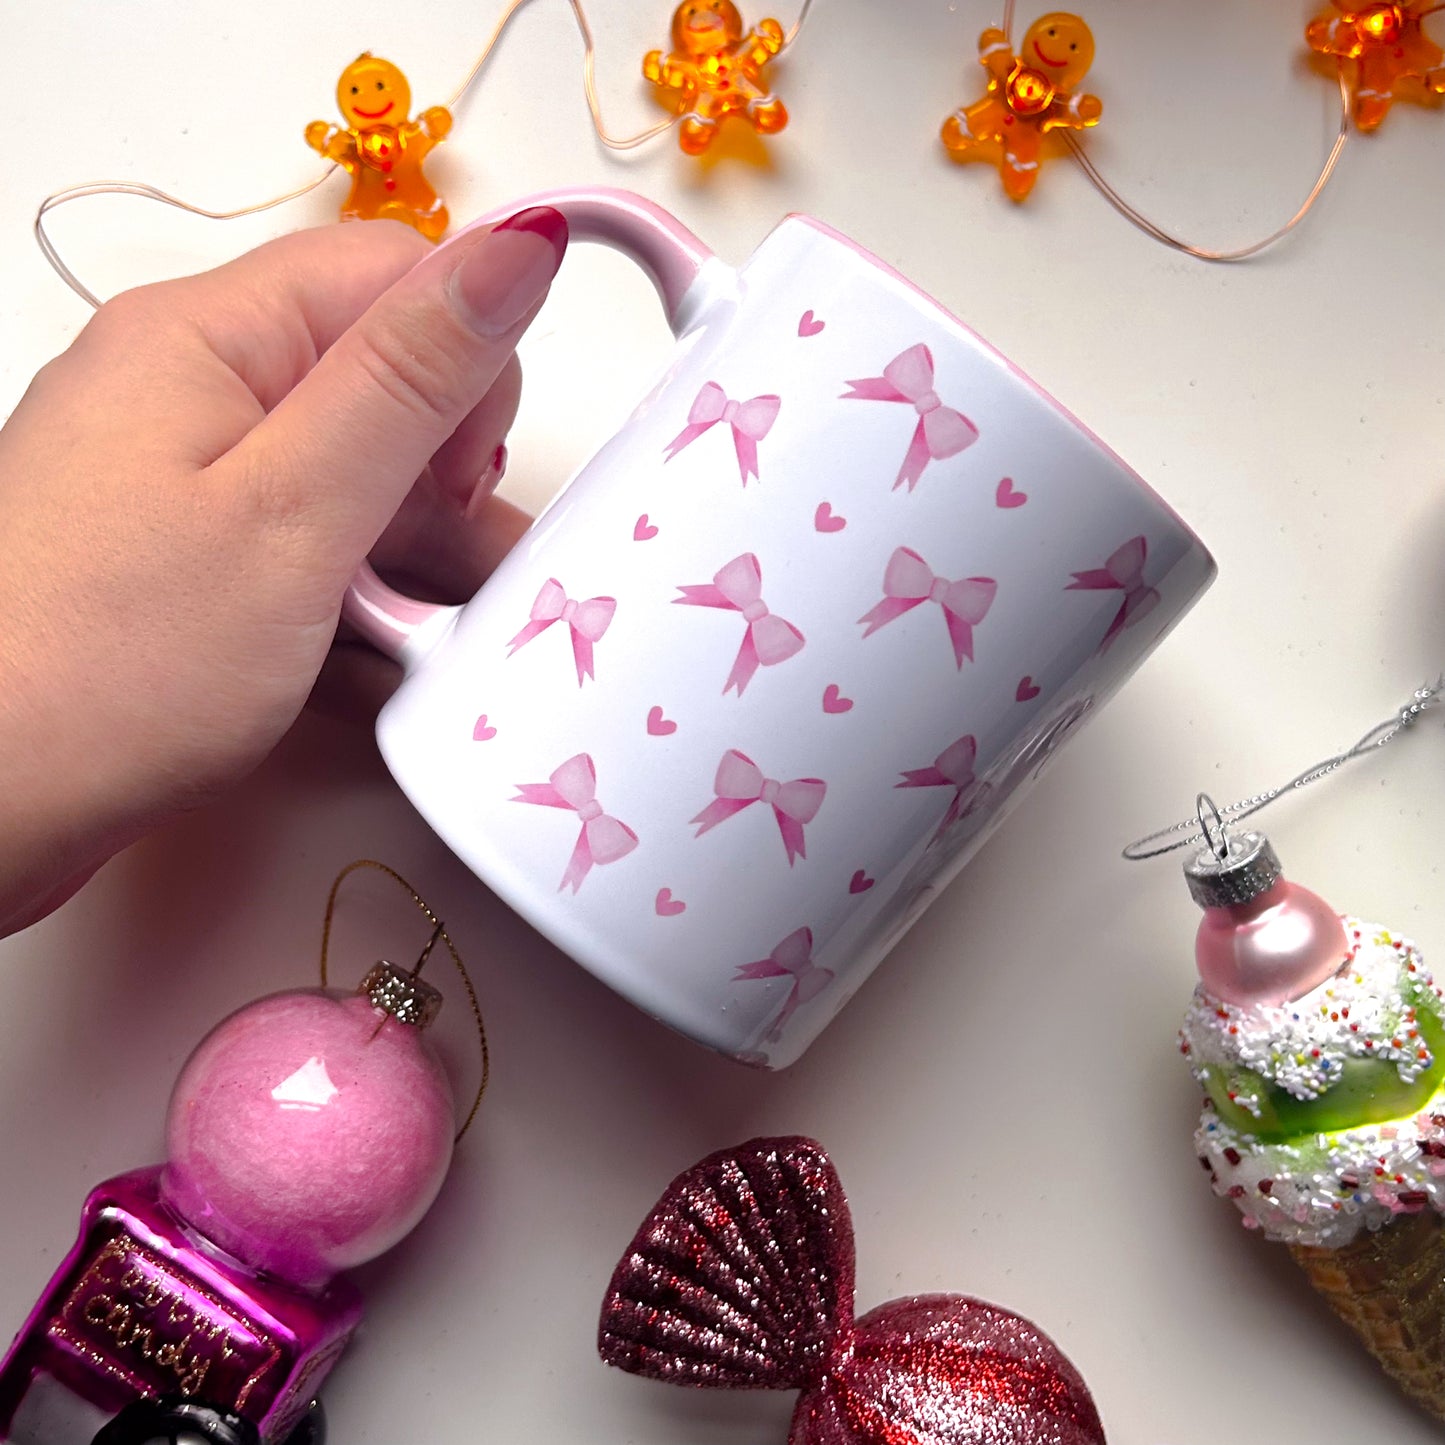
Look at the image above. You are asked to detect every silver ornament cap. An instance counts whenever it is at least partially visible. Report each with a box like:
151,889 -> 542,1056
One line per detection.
1184,829 -> 1283,909
359,959 -> 444,1028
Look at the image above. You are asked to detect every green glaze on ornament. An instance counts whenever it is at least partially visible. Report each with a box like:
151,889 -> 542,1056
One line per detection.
1203,1006 -> 1445,1142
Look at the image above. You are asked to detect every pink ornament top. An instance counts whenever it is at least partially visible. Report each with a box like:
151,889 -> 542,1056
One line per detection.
1194,877 -> 1351,1008
1185,830 -> 1349,1008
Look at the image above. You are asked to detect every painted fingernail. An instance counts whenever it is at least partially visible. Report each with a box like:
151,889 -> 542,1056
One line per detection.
452,207 -> 568,338
493,206 -> 568,261
464,444 -> 507,519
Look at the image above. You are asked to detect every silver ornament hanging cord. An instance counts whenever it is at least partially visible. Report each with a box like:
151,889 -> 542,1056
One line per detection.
1122,677 -> 1444,862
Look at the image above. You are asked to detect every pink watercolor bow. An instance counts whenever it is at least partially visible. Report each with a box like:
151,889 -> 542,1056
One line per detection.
691,750 -> 827,866
512,753 -> 638,893
733,927 -> 834,1044
896,733 -> 994,841
859,547 -> 997,670
507,578 -> 616,686
1065,535 -> 1161,654
663,381 -> 781,486
841,343 -> 980,491
674,553 -> 805,696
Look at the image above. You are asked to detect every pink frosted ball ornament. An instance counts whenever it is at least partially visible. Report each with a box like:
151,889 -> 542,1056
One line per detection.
162,980 -> 455,1291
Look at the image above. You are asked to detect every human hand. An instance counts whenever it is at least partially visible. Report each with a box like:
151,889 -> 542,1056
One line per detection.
0,207 -> 567,935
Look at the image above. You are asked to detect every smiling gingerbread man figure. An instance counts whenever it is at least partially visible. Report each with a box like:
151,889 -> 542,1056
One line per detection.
1307,2 -> 1445,131
644,0 -> 789,156
305,53 -> 452,241
941,12 -> 1102,202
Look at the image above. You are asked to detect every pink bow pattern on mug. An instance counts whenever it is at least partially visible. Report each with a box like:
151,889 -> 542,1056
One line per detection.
691,750 -> 827,866
859,547 -> 997,670
664,381 -> 781,486
513,753 -> 638,893
896,733 -> 993,842
842,343 -> 980,491
674,553 -> 805,696
507,578 -> 616,686
733,926 -> 834,1043
1065,535 -> 1161,654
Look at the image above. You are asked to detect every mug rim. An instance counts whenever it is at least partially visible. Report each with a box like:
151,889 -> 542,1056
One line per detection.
777,212 -> 1212,564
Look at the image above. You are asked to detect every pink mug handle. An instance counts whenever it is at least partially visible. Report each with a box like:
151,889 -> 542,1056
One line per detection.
341,187 -> 718,668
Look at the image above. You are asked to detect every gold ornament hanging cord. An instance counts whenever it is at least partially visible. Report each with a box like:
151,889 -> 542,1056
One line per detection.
319,858 -> 490,1142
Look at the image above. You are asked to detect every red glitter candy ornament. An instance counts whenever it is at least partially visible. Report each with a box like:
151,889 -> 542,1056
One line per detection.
598,1137 -> 1106,1445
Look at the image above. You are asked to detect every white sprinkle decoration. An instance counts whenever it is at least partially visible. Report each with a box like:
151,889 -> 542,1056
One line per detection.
1181,919 -> 1445,1249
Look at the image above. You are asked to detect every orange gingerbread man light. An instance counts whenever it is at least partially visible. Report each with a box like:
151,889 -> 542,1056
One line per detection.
1307,3 -> 1445,131
644,0 -> 789,156
306,53 -> 452,241
940,12 -> 1102,202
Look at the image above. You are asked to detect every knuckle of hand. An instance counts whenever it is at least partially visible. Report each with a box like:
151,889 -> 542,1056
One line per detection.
322,215 -> 430,269
351,320 -> 475,428
224,441 -> 318,537
86,282 -> 164,338
367,219 -> 433,266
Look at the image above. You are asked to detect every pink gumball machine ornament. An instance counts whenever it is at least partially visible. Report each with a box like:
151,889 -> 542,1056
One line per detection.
0,923 -> 460,1445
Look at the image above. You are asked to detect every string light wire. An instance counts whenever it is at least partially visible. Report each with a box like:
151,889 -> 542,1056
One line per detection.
999,0 -> 1354,262
35,176 -> 336,310
1061,71 -> 1351,263
443,0 -> 536,110
34,0 -> 817,307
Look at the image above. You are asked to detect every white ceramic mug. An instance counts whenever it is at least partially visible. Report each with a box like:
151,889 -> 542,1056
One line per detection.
344,187 -> 1214,1068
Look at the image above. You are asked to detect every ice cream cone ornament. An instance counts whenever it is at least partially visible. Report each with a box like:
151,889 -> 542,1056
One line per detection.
1120,684 -> 1445,1415
1177,801 -> 1445,1418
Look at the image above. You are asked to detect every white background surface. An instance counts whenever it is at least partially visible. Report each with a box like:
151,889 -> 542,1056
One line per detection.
3,1 -> 1444,1441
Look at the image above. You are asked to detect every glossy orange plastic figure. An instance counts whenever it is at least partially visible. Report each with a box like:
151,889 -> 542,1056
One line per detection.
940,12 -> 1102,202
643,0 -> 789,155
306,54 -> 453,240
1307,3 -> 1445,131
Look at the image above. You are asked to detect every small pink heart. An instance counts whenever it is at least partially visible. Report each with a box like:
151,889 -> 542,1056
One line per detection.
822,684 -> 854,715
634,513 -> 659,541
1016,676 -> 1041,702
655,888 -> 686,917
995,477 -> 1028,509
472,714 -> 497,741
849,869 -> 875,894
798,309 -> 826,337
647,705 -> 677,736
814,502 -> 846,533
